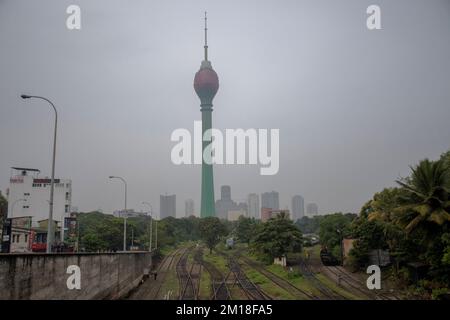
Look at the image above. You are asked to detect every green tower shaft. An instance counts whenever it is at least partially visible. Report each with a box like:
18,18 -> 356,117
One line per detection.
201,105 -> 215,217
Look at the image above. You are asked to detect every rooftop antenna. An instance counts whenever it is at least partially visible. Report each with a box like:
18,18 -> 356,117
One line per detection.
204,11 -> 208,61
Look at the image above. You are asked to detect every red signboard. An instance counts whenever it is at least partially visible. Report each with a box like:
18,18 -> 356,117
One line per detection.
32,243 -> 46,252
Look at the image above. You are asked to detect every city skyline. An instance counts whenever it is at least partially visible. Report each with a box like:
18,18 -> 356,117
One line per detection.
1,1 -> 450,218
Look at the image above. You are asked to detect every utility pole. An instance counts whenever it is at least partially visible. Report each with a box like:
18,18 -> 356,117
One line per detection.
155,219 -> 158,250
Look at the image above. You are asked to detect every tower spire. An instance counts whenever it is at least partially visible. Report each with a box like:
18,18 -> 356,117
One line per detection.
204,11 -> 208,61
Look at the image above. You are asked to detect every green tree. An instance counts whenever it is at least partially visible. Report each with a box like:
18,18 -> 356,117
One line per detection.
295,215 -> 323,234
235,216 -> 258,244
78,212 -> 123,251
364,188 -> 405,222
78,211 -> 204,252
359,188 -> 408,269
0,192 -> 7,238
0,191 -> 7,221
394,159 -> 450,236
318,213 -> 356,262
440,150 -> 450,171
199,217 -> 227,253
251,214 -> 303,262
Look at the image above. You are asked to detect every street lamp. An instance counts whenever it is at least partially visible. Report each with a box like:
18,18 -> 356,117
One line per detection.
21,94 -> 57,253
109,175 -> 127,251
11,198 -> 26,218
142,202 -> 153,252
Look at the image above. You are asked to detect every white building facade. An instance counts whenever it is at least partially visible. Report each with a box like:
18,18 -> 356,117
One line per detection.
7,168 -> 72,240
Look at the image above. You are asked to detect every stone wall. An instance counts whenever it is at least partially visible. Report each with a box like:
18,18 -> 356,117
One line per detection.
0,252 -> 152,300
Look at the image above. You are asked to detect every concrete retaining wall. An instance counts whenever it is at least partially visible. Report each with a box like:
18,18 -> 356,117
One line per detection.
0,252 -> 152,300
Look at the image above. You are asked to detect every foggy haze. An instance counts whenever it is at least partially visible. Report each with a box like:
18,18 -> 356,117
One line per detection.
1,0 -> 449,217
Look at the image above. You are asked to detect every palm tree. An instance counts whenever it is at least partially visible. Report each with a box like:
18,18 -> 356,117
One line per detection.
367,188 -> 404,222
394,159 -> 450,234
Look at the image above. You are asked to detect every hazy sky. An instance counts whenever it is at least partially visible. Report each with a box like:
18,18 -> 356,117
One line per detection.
1,0 -> 449,218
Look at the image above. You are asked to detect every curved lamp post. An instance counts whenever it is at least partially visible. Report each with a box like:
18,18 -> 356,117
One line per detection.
21,94 -> 57,253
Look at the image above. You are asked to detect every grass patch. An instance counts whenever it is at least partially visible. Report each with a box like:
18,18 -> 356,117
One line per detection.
228,284 -> 248,300
266,264 -> 320,297
198,265 -> 212,300
241,264 -> 296,300
159,245 -> 175,257
187,252 -> 194,264
158,268 -> 179,300
314,273 -> 362,300
203,250 -> 229,275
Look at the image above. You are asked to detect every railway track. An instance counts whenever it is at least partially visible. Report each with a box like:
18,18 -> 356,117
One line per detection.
325,266 -> 399,300
176,246 -> 202,300
196,251 -> 231,300
212,271 -> 232,300
298,258 -> 347,300
153,247 -> 187,299
227,256 -> 272,300
238,254 -> 319,300
127,246 -> 186,300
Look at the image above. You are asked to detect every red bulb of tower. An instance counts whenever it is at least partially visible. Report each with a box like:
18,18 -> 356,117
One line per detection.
194,65 -> 219,105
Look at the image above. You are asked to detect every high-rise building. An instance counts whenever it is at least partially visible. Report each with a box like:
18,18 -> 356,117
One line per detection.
194,13 -> 219,218
221,186 -> 231,201
306,203 -> 318,215
160,194 -> 176,219
185,199 -> 195,217
247,193 -> 260,219
291,195 -> 305,221
215,185 -> 237,220
261,191 -> 279,210
236,202 -> 248,215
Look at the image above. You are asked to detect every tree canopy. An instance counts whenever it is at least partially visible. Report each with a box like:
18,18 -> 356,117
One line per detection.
199,217 -> 227,253
344,150 -> 450,292
251,214 -> 303,261
235,216 -> 259,244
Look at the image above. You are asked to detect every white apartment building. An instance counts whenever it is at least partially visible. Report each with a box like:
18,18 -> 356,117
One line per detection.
7,167 -> 72,241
